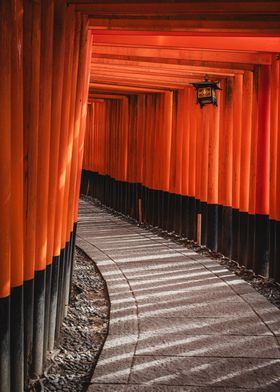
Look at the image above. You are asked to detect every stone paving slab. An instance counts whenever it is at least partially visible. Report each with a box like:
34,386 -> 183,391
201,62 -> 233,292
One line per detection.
138,316 -> 273,336
135,334 -> 280,358
77,199 -> 280,392
88,385 -> 252,392
108,318 -> 139,336
137,300 -> 255,318
130,356 -> 280,388
130,290 -> 245,304
130,281 -> 237,295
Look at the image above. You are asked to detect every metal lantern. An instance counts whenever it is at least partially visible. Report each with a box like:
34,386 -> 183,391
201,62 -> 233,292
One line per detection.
191,75 -> 221,108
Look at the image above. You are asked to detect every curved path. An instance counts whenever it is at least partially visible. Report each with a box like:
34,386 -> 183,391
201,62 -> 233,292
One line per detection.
77,198 -> 280,392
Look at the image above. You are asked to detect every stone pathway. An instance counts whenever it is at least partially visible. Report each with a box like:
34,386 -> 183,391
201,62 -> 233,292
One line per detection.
77,198 -> 280,391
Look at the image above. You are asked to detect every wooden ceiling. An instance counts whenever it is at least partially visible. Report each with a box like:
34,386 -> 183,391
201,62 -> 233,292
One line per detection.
68,1 -> 280,96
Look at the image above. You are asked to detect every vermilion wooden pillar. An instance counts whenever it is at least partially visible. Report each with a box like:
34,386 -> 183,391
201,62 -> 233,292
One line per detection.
0,2 -> 12,391
195,95 -> 203,242
10,0 -> 24,389
206,97 -> 220,251
34,0 -> 54,375
54,7 -> 76,341
231,74 -> 243,260
163,92 -> 173,232
23,0 -> 41,381
200,106 -> 209,244
74,29 -> 92,223
68,17 -> 87,236
66,15 -> 90,303
238,71 -> 253,267
188,90 -> 198,240
174,89 -> 185,235
269,60 -> 280,279
47,0 -> 66,351
63,12 -> 81,249
275,63 -> 280,281
247,66 -> 259,270
152,94 -> 160,226
254,65 -> 271,276
179,88 -> 189,237
63,13 -> 82,320
136,95 -> 145,223
220,78 -> 233,257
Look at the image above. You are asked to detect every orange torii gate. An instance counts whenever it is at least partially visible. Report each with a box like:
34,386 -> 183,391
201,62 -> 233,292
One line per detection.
0,1 -> 91,390
1,1 -> 280,391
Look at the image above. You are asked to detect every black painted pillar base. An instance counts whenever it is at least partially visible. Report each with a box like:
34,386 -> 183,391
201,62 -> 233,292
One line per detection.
121,181 -> 125,213
56,248 -> 66,340
206,204 -> 219,251
238,212 -> 249,268
43,263 -> 52,365
63,240 -> 72,318
11,286 -> 24,392
142,187 -> 148,224
217,204 -> 223,253
48,256 -> 60,351
32,269 -> 46,376
188,197 -> 196,240
106,175 -> 110,207
24,278 -> 34,384
115,181 -> 119,212
0,296 -> 10,392
157,191 -> 163,228
253,214 -> 269,277
128,183 -> 134,219
174,195 -> 182,236
111,178 -> 115,210
269,220 -> 275,278
162,191 -> 168,231
69,223 -> 77,300
136,184 -> 141,223
130,183 -> 135,218
167,193 -> 175,233
123,182 -> 127,215
221,206 -> 232,259
181,196 -> 188,238
156,190 -> 161,227
153,190 -> 159,227
247,214 -> 255,270
232,208 -> 240,261
148,188 -> 153,225
200,201 -> 207,245
150,190 -> 156,227
273,221 -> 280,281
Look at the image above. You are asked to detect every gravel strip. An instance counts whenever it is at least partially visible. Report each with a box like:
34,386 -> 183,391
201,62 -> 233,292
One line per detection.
28,247 -> 109,392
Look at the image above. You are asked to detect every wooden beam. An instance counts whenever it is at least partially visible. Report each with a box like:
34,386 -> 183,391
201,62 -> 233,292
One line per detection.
92,44 -> 273,65
88,17 -> 280,35
90,68 -> 221,85
89,83 -> 170,93
90,62 -> 239,78
70,2 -> 280,17
92,55 -> 253,72
90,72 -> 197,89
91,34 -> 280,53
89,94 -> 126,100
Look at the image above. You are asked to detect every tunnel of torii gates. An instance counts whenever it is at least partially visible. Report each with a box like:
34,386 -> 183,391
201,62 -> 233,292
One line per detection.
1,0 -> 280,391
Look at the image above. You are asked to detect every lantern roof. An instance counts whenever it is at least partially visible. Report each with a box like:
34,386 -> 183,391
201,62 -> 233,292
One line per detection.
191,80 -> 222,90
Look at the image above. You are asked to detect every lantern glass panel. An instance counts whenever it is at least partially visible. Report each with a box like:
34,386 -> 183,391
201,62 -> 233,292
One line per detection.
198,87 -> 212,99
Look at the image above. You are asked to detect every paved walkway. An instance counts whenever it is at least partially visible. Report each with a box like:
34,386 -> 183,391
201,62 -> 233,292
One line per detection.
77,198 -> 280,392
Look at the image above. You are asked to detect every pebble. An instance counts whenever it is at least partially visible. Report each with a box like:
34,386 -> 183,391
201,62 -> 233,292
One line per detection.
28,248 -> 109,392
